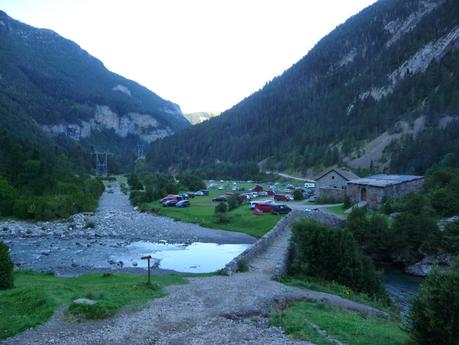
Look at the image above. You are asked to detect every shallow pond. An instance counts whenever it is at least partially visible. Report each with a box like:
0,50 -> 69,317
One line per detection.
110,241 -> 250,273
6,238 -> 250,275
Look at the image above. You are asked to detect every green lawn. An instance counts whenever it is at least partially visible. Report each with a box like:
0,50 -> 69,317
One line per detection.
271,301 -> 409,345
0,271 -> 187,340
281,276 -> 396,315
323,204 -> 348,217
145,188 -> 283,238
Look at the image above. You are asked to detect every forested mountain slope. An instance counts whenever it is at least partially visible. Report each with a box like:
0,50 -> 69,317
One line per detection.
0,10 -> 189,170
147,0 -> 459,175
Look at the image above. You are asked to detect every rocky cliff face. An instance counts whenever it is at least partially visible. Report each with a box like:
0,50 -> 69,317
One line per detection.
41,105 -> 174,143
0,10 -> 189,158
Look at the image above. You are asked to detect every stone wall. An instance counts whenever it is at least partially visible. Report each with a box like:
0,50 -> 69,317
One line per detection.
318,187 -> 346,202
222,210 -> 345,278
316,171 -> 348,194
347,178 -> 424,209
222,211 -> 306,277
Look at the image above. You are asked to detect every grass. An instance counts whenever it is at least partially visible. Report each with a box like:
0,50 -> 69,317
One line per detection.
281,276 -> 397,316
0,270 -> 188,340
323,204 -> 348,217
271,301 -> 409,345
145,188 -> 282,238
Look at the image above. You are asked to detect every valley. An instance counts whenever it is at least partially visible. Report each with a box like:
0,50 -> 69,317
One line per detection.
1,0 -> 459,344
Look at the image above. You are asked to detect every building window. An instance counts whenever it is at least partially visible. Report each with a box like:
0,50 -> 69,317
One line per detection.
332,176 -> 335,179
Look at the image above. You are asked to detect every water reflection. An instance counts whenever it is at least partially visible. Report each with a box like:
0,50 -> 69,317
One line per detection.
111,241 -> 250,273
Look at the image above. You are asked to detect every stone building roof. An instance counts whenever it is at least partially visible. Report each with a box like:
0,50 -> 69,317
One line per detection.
347,174 -> 424,188
315,168 -> 360,181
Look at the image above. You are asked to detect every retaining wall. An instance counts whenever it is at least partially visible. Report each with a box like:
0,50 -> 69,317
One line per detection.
222,209 -> 345,278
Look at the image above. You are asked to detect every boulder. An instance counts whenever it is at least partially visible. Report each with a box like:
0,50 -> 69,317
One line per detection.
405,254 -> 454,277
73,298 -> 97,305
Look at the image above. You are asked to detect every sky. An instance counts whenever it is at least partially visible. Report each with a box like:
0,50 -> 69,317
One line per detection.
1,0 -> 376,113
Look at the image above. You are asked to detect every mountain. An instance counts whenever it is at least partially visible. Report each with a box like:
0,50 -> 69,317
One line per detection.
0,10 -> 189,171
147,0 -> 459,176
184,112 -> 220,125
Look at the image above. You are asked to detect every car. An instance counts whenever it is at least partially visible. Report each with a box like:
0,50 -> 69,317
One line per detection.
253,203 -> 273,213
194,191 -> 205,196
271,204 -> 292,215
307,196 -> 317,202
212,195 -> 227,202
274,194 -> 293,202
200,189 -> 209,196
176,200 -> 190,208
184,192 -> 195,198
160,195 -> 177,204
257,191 -> 268,197
163,199 -> 178,207
304,207 -> 319,213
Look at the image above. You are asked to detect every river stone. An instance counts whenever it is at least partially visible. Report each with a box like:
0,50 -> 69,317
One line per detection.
73,298 -> 97,305
405,254 -> 454,276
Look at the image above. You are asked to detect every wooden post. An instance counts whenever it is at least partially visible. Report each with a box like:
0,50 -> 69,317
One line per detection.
141,255 -> 152,285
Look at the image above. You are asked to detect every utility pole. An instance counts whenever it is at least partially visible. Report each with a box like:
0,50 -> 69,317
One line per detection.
136,142 -> 145,160
93,151 -> 111,177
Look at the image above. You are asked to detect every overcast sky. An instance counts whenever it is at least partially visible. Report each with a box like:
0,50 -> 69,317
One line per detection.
1,0 -> 376,113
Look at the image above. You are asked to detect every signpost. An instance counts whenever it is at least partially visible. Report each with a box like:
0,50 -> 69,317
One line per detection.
141,255 -> 152,285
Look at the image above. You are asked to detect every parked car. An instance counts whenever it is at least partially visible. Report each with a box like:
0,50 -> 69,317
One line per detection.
257,191 -> 268,197
271,204 -> 292,215
254,203 -> 273,213
307,196 -> 317,202
163,199 -> 178,207
184,192 -> 195,198
212,195 -> 227,202
218,186 -> 224,190
267,190 -> 275,196
304,207 -> 319,213
274,194 -> 293,202
176,200 -> 190,208
200,189 -> 209,196
160,195 -> 177,204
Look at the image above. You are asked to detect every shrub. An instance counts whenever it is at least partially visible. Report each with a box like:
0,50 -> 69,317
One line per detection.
409,260 -> 459,345
442,221 -> 459,254
293,189 -> 304,201
290,221 -> 386,298
237,260 -> 249,272
227,193 -> 242,211
214,212 -> 230,224
0,242 -> 14,290
215,202 -> 228,213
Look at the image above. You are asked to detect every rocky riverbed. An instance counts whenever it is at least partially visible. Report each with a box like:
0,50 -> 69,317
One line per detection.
0,182 -> 255,275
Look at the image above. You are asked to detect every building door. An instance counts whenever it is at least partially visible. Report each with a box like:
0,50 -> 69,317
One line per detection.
360,188 -> 367,202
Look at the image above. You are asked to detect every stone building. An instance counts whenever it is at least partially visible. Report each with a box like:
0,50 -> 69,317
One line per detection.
315,168 -> 360,201
346,174 -> 424,209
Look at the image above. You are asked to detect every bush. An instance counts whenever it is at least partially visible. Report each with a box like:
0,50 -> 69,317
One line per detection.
391,212 -> 439,264
293,189 -> 304,201
290,221 -> 386,298
442,221 -> 459,254
409,260 -> 459,345
0,242 -> 14,290
227,193 -> 242,211
214,212 -> 230,224
215,202 -> 228,213
127,173 -> 143,190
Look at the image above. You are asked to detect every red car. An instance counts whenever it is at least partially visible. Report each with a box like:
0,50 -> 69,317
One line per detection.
160,195 -> 177,204
254,203 -> 273,213
267,190 -> 275,196
274,194 -> 293,202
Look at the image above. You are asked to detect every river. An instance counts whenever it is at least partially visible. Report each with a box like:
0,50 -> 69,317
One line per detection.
382,266 -> 424,316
